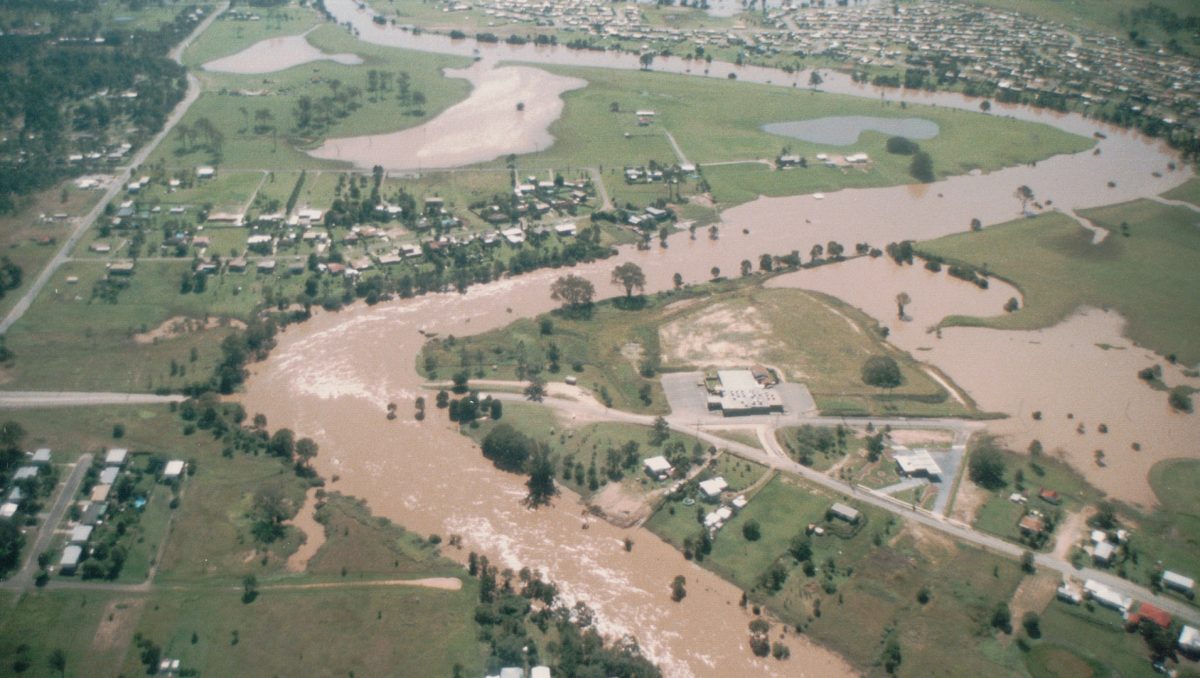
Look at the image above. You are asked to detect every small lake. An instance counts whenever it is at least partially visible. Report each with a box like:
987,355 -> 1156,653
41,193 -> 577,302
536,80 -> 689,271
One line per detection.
763,116 -> 940,145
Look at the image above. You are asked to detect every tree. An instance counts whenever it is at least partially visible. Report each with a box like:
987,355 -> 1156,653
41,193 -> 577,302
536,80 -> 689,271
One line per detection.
524,376 -> 546,402
250,486 -> 289,543
882,638 -> 902,674
268,428 -> 295,459
550,274 -> 595,313
1004,297 -> 1020,313
1015,185 -> 1035,213
885,136 -> 919,155
481,424 -> 534,472
968,442 -> 1007,490
610,262 -> 646,299
0,519 -> 23,576
1021,549 -> 1035,574
1168,386 -> 1193,413
742,519 -> 762,541
980,100 -> 991,113
1022,611 -> 1041,638
525,449 -> 558,507
861,356 -> 903,390
48,649 -> 66,677
639,52 -> 654,70
808,70 -> 823,87
789,534 -> 812,562
710,266 -> 720,280
673,272 -> 683,289
909,151 -> 935,183
810,243 -> 823,262
991,602 -> 1012,633
740,259 -> 752,277
670,575 -> 686,602
295,438 -> 318,468
895,292 -> 911,320
242,574 -> 259,604
610,101 -> 620,113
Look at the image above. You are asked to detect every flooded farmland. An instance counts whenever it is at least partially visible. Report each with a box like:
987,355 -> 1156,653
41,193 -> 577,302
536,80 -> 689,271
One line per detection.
236,1 -> 1200,674
307,63 -> 586,170
202,30 -> 363,74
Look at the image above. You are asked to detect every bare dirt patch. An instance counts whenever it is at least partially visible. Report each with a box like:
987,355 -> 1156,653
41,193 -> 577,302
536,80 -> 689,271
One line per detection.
659,302 -> 780,369
590,481 -> 654,528
1009,573 -> 1059,629
1051,507 -> 1092,561
897,520 -> 958,561
889,429 -> 955,447
91,598 -> 145,654
949,478 -> 990,525
133,315 -> 246,344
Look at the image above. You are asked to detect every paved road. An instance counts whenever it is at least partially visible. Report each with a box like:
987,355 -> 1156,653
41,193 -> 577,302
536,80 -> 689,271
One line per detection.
3,454 -> 93,590
0,2 -> 229,335
0,392 -> 185,409
486,388 -> 1200,626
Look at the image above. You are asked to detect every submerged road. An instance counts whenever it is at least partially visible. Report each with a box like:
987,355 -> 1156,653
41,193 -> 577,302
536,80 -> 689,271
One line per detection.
484,388 -> 1200,627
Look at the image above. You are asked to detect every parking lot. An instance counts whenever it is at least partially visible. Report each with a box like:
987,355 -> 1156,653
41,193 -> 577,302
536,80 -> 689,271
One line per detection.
661,372 -> 817,425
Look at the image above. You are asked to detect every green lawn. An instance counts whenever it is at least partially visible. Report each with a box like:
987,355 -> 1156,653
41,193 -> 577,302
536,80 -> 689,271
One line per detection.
462,401 -> 707,498
1033,602 -> 1160,677
1109,459 -> 1200,598
183,7 -> 320,67
1162,177 -> 1200,207
919,201 -> 1200,364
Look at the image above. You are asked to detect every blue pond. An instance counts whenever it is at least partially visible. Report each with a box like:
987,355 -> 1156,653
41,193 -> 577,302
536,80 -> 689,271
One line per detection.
763,116 -> 940,146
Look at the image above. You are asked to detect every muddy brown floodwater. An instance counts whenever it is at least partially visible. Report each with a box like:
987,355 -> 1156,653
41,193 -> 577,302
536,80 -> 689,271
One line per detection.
307,63 -> 586,170
770,260 -> 1200,506
241,268 -> 854,677
238,1 -> 1200,673
202,30 -> 363,74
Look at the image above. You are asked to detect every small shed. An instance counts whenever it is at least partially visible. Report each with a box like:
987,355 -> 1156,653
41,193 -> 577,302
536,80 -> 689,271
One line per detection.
1093,541 -> 1116,565
1018,514 -> 1045,535
31,449 -> 51,465
531,667 -> 552,678
0,502 -> 17,519
643,456 -> 673,480
105,448 -> 128,467
163,460 -> 186,480
13,466 -> 38,481
1129,602 -> 1172,629
60,545 -> 82,574
1180,625 -> 1200,655
69,525 -> 93,544
829,502 -> 861,524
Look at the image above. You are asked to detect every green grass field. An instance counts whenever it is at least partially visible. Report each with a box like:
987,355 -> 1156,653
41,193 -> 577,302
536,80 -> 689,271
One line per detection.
492,65 -> 1090,200
461,401 -> 707,498
1162,178 -> 1200,207
919,201 -> 1200,365
1032,602 -> 1160,677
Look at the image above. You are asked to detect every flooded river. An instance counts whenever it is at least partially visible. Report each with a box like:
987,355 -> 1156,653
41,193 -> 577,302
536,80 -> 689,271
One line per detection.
239,1 -> 1200,674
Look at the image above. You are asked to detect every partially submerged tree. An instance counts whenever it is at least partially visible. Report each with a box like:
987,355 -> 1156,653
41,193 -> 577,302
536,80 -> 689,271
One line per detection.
550,274 -> 595,315
610,262 -> 646,300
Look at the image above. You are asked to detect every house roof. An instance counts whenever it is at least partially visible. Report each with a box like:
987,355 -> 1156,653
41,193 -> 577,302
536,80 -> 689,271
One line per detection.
643,456 -> 672,473
698,477 -> 728,497
1131,603 -> 1172,628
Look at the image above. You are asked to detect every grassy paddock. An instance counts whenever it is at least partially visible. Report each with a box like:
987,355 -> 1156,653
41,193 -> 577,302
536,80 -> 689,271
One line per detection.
920,202 -> 1200,364
1161,177 -> 1200,207
496,65 -> 1090,200
419,280 -> 969,418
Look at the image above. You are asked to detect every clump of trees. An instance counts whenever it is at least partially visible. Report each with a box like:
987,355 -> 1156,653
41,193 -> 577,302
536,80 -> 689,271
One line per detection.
968,436 -> 1007,490
861,356 -> 903,390
481,424 -> 559,507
